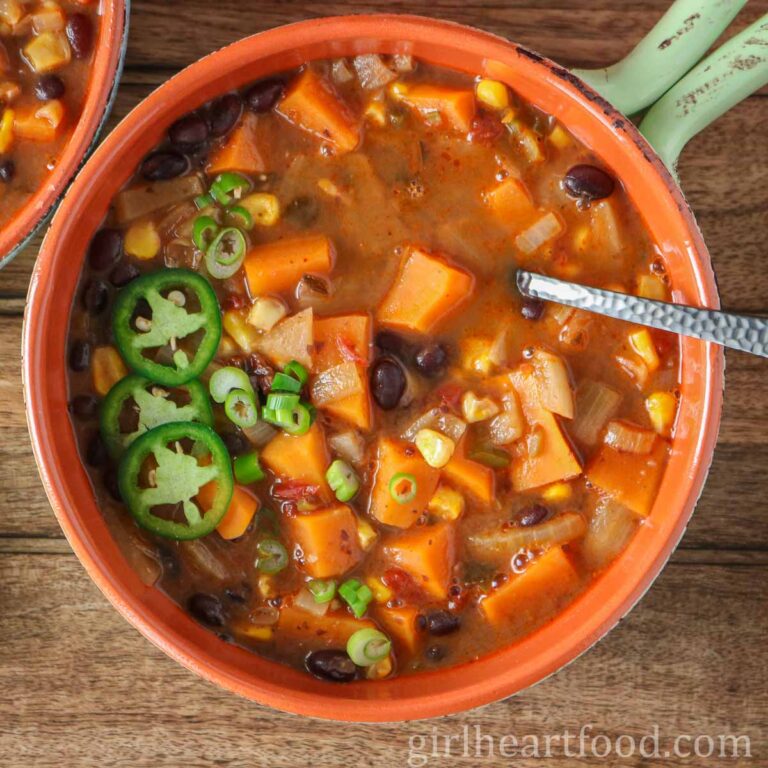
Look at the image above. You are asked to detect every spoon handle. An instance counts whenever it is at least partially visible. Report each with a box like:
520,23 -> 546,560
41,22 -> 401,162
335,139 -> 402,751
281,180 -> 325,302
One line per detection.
516,270 -> 768,358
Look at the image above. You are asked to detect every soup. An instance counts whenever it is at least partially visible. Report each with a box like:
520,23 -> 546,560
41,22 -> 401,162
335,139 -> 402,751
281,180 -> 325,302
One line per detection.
66,55 -> 679,682
0,0 -> 99,230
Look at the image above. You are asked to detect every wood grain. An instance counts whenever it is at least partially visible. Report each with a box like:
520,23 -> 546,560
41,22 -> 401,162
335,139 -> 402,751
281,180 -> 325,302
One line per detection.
0,1 -> 766,765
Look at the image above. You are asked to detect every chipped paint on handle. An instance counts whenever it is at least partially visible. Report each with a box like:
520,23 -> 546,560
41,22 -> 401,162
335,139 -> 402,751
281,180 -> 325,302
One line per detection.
575,0 -> 746,116
640,13 -> 768,172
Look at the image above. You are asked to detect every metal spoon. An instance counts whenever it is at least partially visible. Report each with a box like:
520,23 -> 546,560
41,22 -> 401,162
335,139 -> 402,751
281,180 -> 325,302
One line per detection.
516,269 -> 768,358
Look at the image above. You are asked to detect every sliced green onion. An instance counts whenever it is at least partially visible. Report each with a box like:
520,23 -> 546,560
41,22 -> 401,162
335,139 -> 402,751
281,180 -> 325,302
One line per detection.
307,578 -> 336,604
347,628 -> 392,666
389,472 -> 418,504
261,406 -> 278,424
194,193 -> 214,209
255,538 -> 288,574
284,360 -> 309,386
209,366 -> 253,403
226,204 -> 254,230
326,459 -> 360,502
305,403 -> 317,424
192,215 -> 219,251
224,388 -> 258,428
281,404 -> 312,436
233,451 -> 266,484
338,578 -> 373,618
210,172 -> 251,206
266,392 -> 300,411
271,371 -> 302,394
468,446 -> 511,468
205,226 -> 247,280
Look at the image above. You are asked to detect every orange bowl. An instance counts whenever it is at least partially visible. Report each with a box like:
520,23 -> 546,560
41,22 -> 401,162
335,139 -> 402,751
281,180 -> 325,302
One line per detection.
23,15 -> 723,721
0,0 -> 129,268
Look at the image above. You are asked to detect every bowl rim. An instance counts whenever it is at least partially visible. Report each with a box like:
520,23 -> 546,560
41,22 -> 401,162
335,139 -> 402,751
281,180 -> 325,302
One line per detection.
0,0 -> 130,268
23,13 -> 724,721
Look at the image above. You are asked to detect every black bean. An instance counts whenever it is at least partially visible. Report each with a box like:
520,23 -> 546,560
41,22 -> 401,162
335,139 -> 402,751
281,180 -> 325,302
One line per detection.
425,645 -> 446,661
305,649 -> 358,683
221,431 -> 248,456
207,93 -> 243,138
520,297 -> 544,321
370,357 -> 406,410
82,279 -> 109,314
0,159 -> 15,183
426,610 -> 460,636
69,394 -> 99,420
85,434 -> 107,468
284,196 -> 319,227
157,545 -> 180,580
66,13 -> 93,59
169,113 -> 209,149
188,593 -> 226,627
563,164 -> 615,201
88,229 -> 123,271
68,340 -> 91,372
375,331 -> 409,356
244,78 -> 285,113
109,261 -> 140,287
103,468 -> 122,502
35,74 -> 65,101
141,150 -> 189,181
518,503 -> 549,527
414,343 -> 448,378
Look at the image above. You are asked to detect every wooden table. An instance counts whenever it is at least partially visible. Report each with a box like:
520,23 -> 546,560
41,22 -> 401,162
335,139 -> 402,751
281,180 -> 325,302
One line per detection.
1,2 -> 766,765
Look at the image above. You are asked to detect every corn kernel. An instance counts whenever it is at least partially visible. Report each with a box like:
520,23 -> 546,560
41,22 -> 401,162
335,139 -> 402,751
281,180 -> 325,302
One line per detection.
24,31 -> 71,73
0,108 -> 14,153
461,337 -> 495,375
91,346 -> 127,396
240,193 -> 280,227
572,225 -> 590,254
217,334 -> 239,358
257,574 -> 276,599
364,100 -> 388,126
500,107 -> 517,124
366,654 -> 393,680
548,124 -> 572,149
541,482 -> 572,502
476,79 -> 509,110
0,0 -> 24,25
365,576 -> 393,604
247,297 -> 287,332
124,220 -> 161,260
239,625 -> 273,641
645,391 -> 677,436
428,485 -> 465,521
388,81 -> 409,99
223,309 -> 259,353
356,518 -> 378,551
637,274 -> 667,301
461,391 -> 499,423
629,329 -> 660,372
415,428 -> 455,468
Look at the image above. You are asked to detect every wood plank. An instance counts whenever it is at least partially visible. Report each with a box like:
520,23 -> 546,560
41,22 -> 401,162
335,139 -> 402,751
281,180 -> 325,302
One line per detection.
0,552 -> 763,766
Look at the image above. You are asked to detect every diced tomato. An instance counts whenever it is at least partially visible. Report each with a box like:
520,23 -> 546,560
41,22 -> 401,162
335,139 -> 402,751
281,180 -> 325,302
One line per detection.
335,334 -> 365,364
272,481 -> 321,501
383,566 -> 426,604
468,112 -> 505,145
436,383 -> 463,413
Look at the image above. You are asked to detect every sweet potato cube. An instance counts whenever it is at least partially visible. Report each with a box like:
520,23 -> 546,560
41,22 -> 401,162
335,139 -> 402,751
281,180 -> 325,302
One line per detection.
377,247 -> 474,334
480,545 -> 580,625
288,504 -> 363,578
442,438 -> 495,504
375,605 -> 422,655
397,83 -> 476,133
208,485 -> 259,540
313,313 -> 372,430
245,235 -> 334,297
277,67 -> 360,153
13,99 -> 66,142
207,112 -> 266,175
510,366 -> 582,491
384,521 -> 456,600
586,438 -> 667,517
369,437 -> 440,528
24,32 -> 71,73
261,422 -> 330,494
277,603 -> 375,649
484,177 -> 537,230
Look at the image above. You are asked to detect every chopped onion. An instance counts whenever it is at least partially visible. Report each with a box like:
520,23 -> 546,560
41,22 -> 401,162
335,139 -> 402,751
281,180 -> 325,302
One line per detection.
311,362 -> 364,406
402,408 -> 467,443
489,411 -> 523,446
391,54 -> 415,72
578,498 -> 637,571
532,349 -> 574,418
353,54 -> 398,90
515,212 -> 564,255
248,606 -> 280,626
559,309 -> 592,350
331,58 -> 354,84
242,420 -> 278,448
487,327 -> 509,368
591,200 -> 623,257
294,587 -> 330,617
571,380 -> 621,445
329,431 -> 365,465
604,419 -> 655,454
467,512 -> 586,564
181,539 -> 229,581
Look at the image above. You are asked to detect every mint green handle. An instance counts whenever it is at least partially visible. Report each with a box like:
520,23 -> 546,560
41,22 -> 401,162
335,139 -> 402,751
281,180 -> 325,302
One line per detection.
639,14 -> 768,171
574,0 -> 746,115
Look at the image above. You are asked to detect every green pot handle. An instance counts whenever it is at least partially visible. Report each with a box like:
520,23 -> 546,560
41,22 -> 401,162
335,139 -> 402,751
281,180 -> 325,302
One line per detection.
639,14 -> 768,172
574,0 -> 747,116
